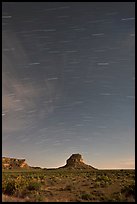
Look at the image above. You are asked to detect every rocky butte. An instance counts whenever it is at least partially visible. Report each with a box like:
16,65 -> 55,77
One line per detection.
59,153 -> 97,170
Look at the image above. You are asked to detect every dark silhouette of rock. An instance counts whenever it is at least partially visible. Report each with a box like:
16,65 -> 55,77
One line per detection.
59,153 -> 97,170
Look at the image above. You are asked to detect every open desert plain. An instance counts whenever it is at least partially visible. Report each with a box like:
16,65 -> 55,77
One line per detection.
2,154 -> 135,202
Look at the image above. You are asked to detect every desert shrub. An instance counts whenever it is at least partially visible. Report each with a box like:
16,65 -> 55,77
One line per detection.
121,183 -> 135,198
85,172 -> 92,178
94,181 -> 101,187
100,180 -> 109,187
3,175 -> 42,197
81,193 -> 94,200
95,175 -> 111,187
15,175 -> 29,190
26,181 -> 41,191
39,175 -> 45,180
126,172 -> 130,176
96,175 -> 110,182
3,180 -> 16,195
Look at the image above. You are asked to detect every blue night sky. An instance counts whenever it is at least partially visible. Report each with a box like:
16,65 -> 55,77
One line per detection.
2,2 -> 135,169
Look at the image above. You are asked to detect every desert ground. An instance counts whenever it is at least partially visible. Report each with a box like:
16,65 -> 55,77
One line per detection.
2,168 -> 135,202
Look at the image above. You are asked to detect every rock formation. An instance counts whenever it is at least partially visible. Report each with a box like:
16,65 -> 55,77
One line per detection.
59,153 -> 97,170
2,157 -> 29,170
2,154 -> 97,170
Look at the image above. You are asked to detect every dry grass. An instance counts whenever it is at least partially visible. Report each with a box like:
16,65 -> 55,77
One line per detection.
2,169 -> 135,202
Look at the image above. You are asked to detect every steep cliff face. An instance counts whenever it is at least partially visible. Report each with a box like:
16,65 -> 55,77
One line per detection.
66,154 -> 84,166
60,153 -> 97,170
2,157 -> 29,169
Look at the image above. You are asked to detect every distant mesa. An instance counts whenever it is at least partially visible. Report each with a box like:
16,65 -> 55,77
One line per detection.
2,157 -> 30,170
59,153 -> 97,170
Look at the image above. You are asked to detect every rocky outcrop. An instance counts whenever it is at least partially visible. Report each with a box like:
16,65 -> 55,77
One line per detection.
59,153 -> 97,170
2,157 -> 29,170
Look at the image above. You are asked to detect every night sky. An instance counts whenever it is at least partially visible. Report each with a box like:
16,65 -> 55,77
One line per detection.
2,2 -> 135,169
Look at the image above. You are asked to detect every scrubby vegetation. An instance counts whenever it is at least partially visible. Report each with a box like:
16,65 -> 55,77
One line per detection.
2,169 -> 135,202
